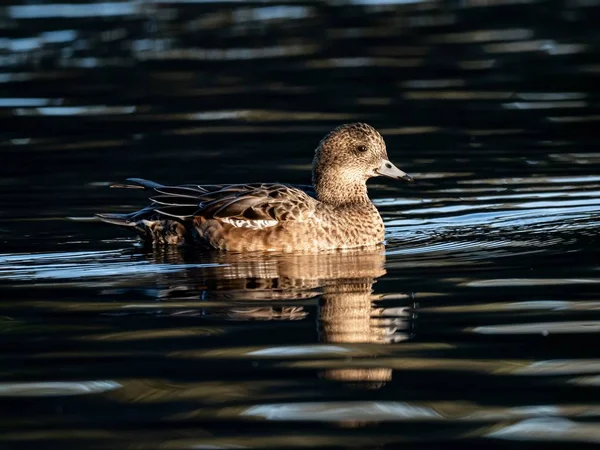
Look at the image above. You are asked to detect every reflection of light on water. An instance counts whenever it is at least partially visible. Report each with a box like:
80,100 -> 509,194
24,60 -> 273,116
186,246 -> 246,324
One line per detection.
512,198 -> 600,209
472,321 -> 600,334
8,3 -> 140,19
488,417 -> 600,443
485,40 -> 586,55
429,28 -> 533,43
137,44 -> 316,61
242,401 -> 600,422
2,38 -> 39,52
14,106 -> 137,116
187,111 -> 247,120
0,98 -> 52,107
0,381 -> 121,397
515,360 -> 600,375
0,250 -> 223,280
549,115 -> 600,123
402,79 -> 465,88
569,375 -> 600,386
346,0 -> 428,5
308,57 -> 422,68
428,300 -> 600,313
242,401 -> 443,421
405,90 -> 510,100
247,346 -> 352,357
377,126 -> 440,134
517,92 -> 586,101
2,31 -> 79,51
5,262 -> 219,280
232,6 -> 311,22
41,30 -> 78,43
0,249 -> 121,263
0,73 -> 34,83
503,101 -> 587,110
466,279 -> 600,287
398,200 -> 599,217
467,190 -> 600,201
10,138 -> 31,145
458,175 -> 600,184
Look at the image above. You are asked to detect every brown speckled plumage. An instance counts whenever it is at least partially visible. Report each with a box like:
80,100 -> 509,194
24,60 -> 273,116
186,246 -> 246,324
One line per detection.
96,123 -> 413,252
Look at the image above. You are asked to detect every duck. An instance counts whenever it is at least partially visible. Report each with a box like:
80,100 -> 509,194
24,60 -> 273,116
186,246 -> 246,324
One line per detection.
96,122 -> 413,252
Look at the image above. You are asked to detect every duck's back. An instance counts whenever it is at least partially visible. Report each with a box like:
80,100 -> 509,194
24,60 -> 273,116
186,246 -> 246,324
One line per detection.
95,178 -> 313,250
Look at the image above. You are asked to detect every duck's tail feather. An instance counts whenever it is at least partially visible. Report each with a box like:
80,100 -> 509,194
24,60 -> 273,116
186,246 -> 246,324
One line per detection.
110,178 -> 165,190
95,212 -> 138,227
153,206 -> 198,220
96,211 -> 191,245
95,208 -> 155,237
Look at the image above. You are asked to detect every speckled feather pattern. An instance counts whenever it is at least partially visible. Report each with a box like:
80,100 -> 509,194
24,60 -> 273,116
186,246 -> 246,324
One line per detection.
96,123 -> 403,252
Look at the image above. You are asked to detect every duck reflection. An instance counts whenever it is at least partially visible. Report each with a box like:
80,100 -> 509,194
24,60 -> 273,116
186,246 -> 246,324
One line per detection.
317,278 -> 414,389
146,246 -> 416,389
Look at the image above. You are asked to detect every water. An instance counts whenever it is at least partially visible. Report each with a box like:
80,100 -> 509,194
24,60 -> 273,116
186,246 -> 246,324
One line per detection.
1,1 -> 600,448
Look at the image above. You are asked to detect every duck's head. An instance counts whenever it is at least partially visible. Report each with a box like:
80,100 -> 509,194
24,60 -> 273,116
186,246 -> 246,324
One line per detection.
312,123 -> 413,203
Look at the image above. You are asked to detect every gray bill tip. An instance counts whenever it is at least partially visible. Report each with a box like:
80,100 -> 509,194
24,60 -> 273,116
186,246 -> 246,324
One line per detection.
376,159 -> 414,183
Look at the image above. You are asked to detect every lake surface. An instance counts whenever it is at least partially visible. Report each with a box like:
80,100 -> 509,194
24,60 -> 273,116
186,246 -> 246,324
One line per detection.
1,1 -> 600,448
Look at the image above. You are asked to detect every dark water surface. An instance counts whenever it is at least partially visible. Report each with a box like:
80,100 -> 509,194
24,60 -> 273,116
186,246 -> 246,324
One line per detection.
1,1 -> 600,448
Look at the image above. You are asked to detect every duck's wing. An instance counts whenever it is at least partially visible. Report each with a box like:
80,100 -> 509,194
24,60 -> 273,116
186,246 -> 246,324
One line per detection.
109,178 -> 319,226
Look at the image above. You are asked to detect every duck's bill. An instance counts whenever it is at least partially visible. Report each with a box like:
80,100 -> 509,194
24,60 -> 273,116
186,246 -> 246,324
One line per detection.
376,159 -> 414,182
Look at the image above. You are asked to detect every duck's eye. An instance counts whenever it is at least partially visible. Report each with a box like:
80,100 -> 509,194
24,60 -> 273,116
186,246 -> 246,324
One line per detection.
356,145 -> 368,153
